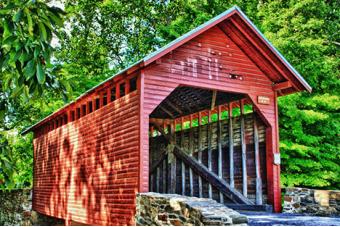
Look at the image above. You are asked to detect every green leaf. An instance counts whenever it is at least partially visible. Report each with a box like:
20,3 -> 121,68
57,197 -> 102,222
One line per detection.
36,61 -> 45,84
2,36 -> 17,47
34,47 -> 40,59
2,20 -> 12,40
19,51 -> 31,65
24,8 -> 33,36
13,9 -> 23,22
23,60 -> 36,79
0,3 -> 16,15
11,86 -> 23,98
47,11 -> 63,27
12,50 -> 22,62
38,22 -> 47,41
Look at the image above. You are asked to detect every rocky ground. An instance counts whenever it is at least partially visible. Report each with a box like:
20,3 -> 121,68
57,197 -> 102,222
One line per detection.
243,211 -> 340,226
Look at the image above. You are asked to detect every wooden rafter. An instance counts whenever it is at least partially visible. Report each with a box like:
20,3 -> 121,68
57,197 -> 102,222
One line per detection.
159,105 -> 175,119
273,81 -> 292,91
165,100 -> 183,115
211,90 -> 217,110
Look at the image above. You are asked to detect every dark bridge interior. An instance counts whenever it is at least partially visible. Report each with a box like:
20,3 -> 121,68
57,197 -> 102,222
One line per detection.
148,86 -> 271,211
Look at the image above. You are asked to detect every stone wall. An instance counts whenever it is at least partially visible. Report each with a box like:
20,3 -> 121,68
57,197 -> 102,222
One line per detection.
0,189 -> 63,226
135,192 -> 248,226
283,187 -> 340,216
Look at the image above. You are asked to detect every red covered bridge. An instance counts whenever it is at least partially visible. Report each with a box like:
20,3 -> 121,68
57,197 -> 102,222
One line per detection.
23,6 -> 311,226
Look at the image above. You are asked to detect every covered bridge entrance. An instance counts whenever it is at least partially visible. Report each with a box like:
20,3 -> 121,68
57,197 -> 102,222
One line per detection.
149,87 -> 268,210
23,6 -> 311,226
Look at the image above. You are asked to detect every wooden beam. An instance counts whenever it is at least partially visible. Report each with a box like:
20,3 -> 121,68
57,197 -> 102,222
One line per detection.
160,105 -> 175,119
107,88 -> 111,104
149,118 -> 172,126
211,90 -> 217,110
217,106 -> 224,203
150,149 -> 167,174
163,158 -> 167,193
240,100 -> 248,197
99,92 -> 104,108
228,102 -> 235,188
156,166 -> 160,192
254,113 -> 263,205
92,98 -> 96,112
273,81 -> 292,91
198,112 -> 203,198
115,83 -> 120,99
166,100 -> 183,115
208,111 -> 213,199
173,147 -> 253,205
181,117 -> 185,195
125,78 -> 130,94
189,115 -> 194,197
150,173 -> 154,192
170,120 -> 176,193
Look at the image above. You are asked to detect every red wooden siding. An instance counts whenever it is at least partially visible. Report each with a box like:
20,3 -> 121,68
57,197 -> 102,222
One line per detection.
33,91 -> 140,225
140,25 -> 281,211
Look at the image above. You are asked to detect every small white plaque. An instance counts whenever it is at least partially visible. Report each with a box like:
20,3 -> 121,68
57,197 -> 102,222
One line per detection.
258,96 -> 270,105
274,153 -> 281,165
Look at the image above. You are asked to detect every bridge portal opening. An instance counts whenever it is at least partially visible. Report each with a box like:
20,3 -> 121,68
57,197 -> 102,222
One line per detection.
148,86 -> 270,211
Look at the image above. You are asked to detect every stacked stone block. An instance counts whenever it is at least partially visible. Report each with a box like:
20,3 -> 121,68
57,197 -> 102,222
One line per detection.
135,192 -> 248,226
0,189 -> 62,225
283,187 -> 340,216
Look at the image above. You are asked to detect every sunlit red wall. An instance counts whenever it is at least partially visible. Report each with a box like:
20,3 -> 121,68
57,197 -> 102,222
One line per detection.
32,91 -> 140,225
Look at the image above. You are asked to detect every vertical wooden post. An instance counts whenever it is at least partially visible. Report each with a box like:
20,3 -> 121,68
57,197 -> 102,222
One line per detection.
248,93 -> 281,212
170,120 -> 177,194
181,117 -> 185,195
99,92 -> 104,108
198,112 -> 203,198
208,110 -> 213,199
228,102 -> 234,188
240,100 -> 248,197
68,109 -> 72,122
125,78 -> 130,94
107,87 -> 111,104
217,105 -> 224,203
189,115 -> 194,197
92,98 -> 96,111
166,123 -> 171,194
163,158 -> 167,193
162,122 -> 167,193
138,71 -> 149,193
156,167 -> 160,192
85,99 -> 90,115
150,173 -> 154,192
116,83 -> 120,99
254,112 -> 263,205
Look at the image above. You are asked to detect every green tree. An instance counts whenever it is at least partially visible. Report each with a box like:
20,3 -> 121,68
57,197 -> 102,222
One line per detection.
256,0 -> 340,189
0,0 -> 69,188
0,0 -> 70,99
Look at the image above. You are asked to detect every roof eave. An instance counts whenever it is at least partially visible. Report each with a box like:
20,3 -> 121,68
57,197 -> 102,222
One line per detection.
21,60 -> 144,135
233,6 -> 312,93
